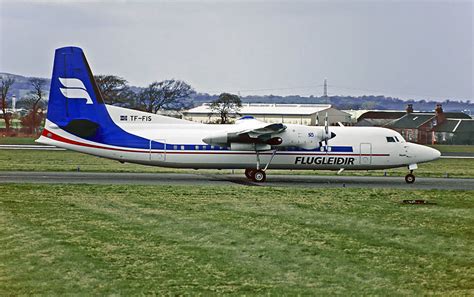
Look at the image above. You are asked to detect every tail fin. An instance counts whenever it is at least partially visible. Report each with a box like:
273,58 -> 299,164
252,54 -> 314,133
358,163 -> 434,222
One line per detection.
46,46 -> 113,138
40,46 -> 161,150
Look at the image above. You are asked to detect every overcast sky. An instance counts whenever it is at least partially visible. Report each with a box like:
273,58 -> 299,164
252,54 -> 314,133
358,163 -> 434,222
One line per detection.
0,0 -> 472,101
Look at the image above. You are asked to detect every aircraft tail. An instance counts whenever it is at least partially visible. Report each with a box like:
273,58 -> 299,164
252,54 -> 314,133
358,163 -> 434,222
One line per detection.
44,46 -> 113,139
38,46 -> 157,150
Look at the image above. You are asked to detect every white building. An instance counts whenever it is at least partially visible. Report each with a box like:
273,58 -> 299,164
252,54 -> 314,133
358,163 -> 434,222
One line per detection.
183,103 -> 351,125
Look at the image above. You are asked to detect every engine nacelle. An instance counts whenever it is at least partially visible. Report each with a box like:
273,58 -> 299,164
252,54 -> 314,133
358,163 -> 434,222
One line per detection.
203,133 -> 283,150
202,132 -> 228,147
278,126 -> 325,150
230,143 -> 271,151
202,126 -> 334,151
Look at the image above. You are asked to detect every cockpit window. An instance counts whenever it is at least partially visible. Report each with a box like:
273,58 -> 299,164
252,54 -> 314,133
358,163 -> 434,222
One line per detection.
386,136 -> 396,143
394,136 -> 399,142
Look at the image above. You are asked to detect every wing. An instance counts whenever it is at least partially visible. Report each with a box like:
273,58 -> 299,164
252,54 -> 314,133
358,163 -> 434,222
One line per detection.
202,119 -> 286,148
238,123 -> 287,137
227,122 -> 286,146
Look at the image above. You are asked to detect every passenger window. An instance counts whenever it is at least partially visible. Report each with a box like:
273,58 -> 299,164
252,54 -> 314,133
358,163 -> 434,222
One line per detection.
386,136 -> 396,143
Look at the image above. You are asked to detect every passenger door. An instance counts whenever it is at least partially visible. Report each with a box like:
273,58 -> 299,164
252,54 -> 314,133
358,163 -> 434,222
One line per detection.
149,139 -> 166,161
360,143 -> 372,165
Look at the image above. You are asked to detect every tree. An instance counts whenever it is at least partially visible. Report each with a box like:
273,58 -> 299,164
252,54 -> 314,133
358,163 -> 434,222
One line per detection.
210,93 -> 242,124
21,78 -> 47,134
94,75 -> 135,106
0,75 -> 15,133
20,110 -> 44,134
138,79 -> 193,113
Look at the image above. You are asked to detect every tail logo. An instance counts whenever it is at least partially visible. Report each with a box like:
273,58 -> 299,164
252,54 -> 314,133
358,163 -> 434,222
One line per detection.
59,77 -> 93,104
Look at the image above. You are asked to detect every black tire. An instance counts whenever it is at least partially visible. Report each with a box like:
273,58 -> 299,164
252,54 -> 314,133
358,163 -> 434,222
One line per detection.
405,173 -> 415,184
252,170 -> 266,182
245,169 -> 255,180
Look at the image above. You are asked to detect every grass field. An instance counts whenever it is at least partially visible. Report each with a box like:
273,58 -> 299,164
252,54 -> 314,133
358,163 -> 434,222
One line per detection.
429,145 -> 474,154
1,184 -> 472,295
0,137 -> 38,145
1,149 -> 474,178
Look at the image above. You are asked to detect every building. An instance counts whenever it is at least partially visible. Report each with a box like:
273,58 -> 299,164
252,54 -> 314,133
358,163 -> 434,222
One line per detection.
183,103 -> 351,125
352,110 -> 406,126
433,119 -> 474,145
385,104 -> 472,144
352,104 -> 470,127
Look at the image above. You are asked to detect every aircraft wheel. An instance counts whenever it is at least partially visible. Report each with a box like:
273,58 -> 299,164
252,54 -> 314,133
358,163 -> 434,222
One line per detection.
252,170 -> 266,182
405,173 -> 415,184
245,169 -> 255,180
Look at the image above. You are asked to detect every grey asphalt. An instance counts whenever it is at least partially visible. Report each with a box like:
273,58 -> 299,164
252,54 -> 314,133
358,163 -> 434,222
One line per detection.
1,171 -> 473,190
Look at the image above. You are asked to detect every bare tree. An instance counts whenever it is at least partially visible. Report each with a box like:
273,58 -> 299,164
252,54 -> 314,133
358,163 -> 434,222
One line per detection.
0,75 -> 15,133
138,79 -> 193,113
94,75 -> 134,106
22,78 -> 47,134
210,93 -> 242,124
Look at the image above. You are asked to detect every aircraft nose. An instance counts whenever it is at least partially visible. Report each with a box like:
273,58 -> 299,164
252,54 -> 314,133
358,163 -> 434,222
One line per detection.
408,143 -> 441,163
420,145 -> 441,162
429,147 -> 441,160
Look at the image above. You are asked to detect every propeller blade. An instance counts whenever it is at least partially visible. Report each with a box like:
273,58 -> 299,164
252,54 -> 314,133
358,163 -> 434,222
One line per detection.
324,112 -> 329,135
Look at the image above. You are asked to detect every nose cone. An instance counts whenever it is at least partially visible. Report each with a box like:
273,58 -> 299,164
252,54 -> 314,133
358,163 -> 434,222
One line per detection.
418,145 -> 441,162
430,147 -> 442,160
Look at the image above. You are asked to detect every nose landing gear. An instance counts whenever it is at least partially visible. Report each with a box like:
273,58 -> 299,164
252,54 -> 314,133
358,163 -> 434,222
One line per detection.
405,164 -> 418,184
405,171 -> 416,184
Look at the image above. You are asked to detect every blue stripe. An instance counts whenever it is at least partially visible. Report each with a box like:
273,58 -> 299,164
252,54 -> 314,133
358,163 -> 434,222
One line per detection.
158,143 -> 352,152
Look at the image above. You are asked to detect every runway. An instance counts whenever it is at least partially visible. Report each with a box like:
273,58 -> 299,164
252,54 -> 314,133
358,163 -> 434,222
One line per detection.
1,171 -> 473,190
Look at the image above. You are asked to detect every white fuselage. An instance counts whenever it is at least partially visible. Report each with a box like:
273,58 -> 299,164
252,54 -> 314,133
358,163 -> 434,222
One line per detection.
37,106 -> 441,171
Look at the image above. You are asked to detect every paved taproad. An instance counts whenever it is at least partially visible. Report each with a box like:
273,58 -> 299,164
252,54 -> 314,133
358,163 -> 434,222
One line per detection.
1,171 -> 473,190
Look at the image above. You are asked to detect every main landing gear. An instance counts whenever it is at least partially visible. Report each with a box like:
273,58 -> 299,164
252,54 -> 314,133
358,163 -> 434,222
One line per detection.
244,150 -> 278,183
245,168 -> 266,182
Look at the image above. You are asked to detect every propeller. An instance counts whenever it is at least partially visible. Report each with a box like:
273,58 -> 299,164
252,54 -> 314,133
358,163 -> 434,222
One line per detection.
319,112 -> 336,152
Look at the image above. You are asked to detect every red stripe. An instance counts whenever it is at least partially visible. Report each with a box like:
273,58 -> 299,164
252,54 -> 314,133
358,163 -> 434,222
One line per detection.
42,128 -> 390,157
43,129 -> 147,153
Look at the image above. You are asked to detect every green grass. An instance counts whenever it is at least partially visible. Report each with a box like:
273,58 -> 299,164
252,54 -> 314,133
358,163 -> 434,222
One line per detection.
0,137 -> 37,145
1,149 -> 474,178
429,145 -> 474,154
0,184 -> 473,295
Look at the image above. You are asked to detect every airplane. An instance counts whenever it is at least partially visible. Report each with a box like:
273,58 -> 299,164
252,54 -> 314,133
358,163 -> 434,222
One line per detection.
36,46 -> 441,183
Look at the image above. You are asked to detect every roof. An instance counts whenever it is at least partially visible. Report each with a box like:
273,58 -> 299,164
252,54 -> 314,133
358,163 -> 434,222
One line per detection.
444,112 -> 471,119
356,110 -> 471,121
184,103 -> 343,116
358,111 -> 406,120
434,119 -> 474,133
355,118 -> 396,127
386,113 -> 435,129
